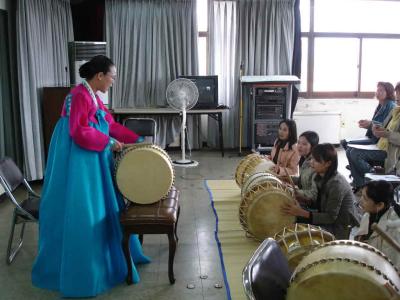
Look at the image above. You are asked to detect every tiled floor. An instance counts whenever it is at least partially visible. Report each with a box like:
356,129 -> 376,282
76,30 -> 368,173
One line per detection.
0,148 -> 350,300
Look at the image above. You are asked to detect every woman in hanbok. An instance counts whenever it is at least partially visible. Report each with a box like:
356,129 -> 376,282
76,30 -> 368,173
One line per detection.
32,55 -> 150,297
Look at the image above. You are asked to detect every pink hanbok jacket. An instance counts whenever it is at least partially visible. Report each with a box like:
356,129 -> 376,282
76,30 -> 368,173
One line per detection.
61,84 -> 139,152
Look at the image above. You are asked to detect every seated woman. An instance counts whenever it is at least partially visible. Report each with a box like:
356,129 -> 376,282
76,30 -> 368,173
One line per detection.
341,81 -> 396,149
292,131 -> 319,207
282,143 -> 356,239
348,82 -> 400,191
374,82 -> 400,174
269,119 -> 300,176
355,180 -> 400,268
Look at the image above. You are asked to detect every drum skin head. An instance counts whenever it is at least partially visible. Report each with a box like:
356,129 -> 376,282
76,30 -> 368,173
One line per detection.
115,145 -> 174,204
240,182 -> 295,241
235,154 -> 276,187
274,224 -> 335,271
241,172 -> 281,197
287,240 -> 400,300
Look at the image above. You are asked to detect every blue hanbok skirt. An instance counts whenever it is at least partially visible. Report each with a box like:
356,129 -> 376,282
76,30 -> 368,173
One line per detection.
32,109 -> 150,297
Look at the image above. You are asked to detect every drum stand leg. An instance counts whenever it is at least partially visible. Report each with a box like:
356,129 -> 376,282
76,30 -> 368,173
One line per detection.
168,230 -> 177,284
174,206 -> 180,242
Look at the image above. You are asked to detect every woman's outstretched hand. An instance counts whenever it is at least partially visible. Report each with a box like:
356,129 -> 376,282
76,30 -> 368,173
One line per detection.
281,201 -> 310,218
358,119 -> 371,129
112,140 -> 124,152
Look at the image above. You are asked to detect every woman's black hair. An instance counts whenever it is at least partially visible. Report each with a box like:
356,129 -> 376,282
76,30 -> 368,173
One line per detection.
311,143 -> 338,182
377,81 -> 395,101
299,131 -> 319,149
79,55 -> 114,80
278,119 -> 297,148
364,180 -> 400,216
298,131 -> 319,166
395,82 -> 400,93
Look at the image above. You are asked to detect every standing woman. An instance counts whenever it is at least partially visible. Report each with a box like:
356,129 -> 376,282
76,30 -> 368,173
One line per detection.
270,119 -> 300,176
32,55 -> 150,297
355,180 -> 400,268
293,131 -> 319,206
282,143 -> 356,239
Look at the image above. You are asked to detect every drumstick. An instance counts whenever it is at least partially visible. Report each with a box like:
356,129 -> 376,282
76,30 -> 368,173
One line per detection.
123,143 -> 136,148
123,142 -> 151,148
371,223 -> 400,253
283,167 -> 296,190
283,167 -> 300,205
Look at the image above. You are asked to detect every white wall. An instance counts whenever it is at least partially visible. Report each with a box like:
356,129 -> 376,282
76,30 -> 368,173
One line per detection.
294,97 -> 377,141
0,0 -> 8,10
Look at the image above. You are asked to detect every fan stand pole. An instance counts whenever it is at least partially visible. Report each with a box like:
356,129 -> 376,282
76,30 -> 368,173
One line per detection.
173,108 -> 199,167
181,108 -> 186,161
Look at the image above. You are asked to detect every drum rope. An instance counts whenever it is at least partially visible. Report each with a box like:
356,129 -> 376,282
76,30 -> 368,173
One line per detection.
291,256 -> 399,292
291,240 -> 400,291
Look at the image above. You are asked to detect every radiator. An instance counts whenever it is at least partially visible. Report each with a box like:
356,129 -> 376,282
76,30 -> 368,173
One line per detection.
293,111 -> 341,144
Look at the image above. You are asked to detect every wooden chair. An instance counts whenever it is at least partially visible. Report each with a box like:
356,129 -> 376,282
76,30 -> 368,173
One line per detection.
120,186 -> 180,284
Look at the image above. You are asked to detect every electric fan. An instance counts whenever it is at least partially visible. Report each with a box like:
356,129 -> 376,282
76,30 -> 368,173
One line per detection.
166,78 -> 199,167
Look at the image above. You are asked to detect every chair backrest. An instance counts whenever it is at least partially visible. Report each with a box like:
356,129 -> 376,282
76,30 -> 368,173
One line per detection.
0,157 -> 39,221
242,238 -> 291,300
0,157 -> 24,193
123,118 -> 157,143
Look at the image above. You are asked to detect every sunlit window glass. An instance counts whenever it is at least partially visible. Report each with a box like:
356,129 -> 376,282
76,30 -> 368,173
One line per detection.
314,38 -> 359,91
361,39 -> 400,92
198,36 -> 207,75
197,0 -> 208,32
315,0 -> 400,34
300,37 -> 308,92
300,0 -> 310,33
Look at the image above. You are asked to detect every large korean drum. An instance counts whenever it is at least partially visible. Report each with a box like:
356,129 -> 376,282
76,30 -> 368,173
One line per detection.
241,171 -> 285,197
274,223 -> 335,270
115,144 -> 174,204
239,173 -> 295,241
287,240 -> 400,300
235,153 -> 275,188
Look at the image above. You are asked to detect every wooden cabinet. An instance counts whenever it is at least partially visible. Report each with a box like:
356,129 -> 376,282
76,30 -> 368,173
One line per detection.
42,87 -> 71,157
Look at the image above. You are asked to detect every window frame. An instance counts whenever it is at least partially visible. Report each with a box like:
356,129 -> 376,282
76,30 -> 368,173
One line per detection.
300,0 -> 400,99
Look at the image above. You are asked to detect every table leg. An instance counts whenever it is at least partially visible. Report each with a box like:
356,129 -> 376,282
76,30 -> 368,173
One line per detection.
218,112 -> 224,157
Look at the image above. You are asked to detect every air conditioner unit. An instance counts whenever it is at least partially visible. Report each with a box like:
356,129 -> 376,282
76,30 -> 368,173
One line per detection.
68,41 -> 109,105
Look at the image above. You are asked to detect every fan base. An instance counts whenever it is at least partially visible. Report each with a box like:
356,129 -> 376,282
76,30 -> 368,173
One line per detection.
173,159 -> 199,168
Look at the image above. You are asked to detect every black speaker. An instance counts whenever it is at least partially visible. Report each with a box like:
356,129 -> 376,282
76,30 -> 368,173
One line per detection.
178,75 -> 219,109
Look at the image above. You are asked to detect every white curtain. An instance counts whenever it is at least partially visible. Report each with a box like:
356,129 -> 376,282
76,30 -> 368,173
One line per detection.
208,1 -> 239,148
208,0 -> 296,148
105,0 -> 200,148
16,0 -> 73,180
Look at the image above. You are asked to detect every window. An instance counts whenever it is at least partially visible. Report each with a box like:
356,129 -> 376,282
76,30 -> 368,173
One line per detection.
314,38 -> 359,92
300,0 -> 310,33
361,39 -> 400,91
300,0 -> 400,98
314,0 -> 400,34
300,37 -> 308,92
